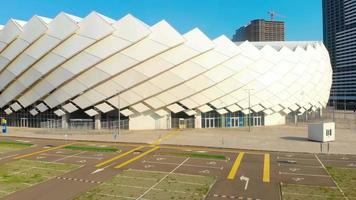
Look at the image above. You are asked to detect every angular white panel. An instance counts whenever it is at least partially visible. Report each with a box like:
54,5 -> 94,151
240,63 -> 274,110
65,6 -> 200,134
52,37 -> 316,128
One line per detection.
120,109 -> 134,117
24,35 -> 61,59
226,104 -> 241,112
1,39 -> 29,60
0,19 -> 25,46
36,103 -> 48,112
52,35 -> 94,59
5,108 -> 12,115
54,109 -> 66,117
30,109 -> 38,116
47,12 -> 81,40
95,103 -> 114,113
216,108 -> 228,115
155,109 -> 169,117
185,110 -> 197,116
131,103 -> 150,113
198,105 -> 213,113
166,103 -> 184,113
84,35 -> 131,59
19,16 -> 50,43
263,109 -> 274,115
62,103 -> 78,113
10,102 -> 22,111
112,14 -> 151,42
76,12 -> 114,40
85,109 -> 98,117
251,104 -> 264,112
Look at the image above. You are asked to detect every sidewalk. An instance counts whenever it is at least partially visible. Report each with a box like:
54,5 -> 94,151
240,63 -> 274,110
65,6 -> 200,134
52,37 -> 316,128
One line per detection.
2,125 -> 356,155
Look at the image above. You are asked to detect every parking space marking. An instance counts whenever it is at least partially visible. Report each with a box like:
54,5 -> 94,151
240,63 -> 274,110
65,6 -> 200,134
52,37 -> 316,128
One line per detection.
278,171 -> 330,177
41,153 -> 103,160
53,151 -> 86,163
95,145 -> 144,168
114,146 -> 160,169
142,160 -> 223,169
263,153 -> 270,183
135,157 -> 190,200
315,154 -> 348,200
153,154 -> 228,161
13,142 -> 77,160
213,193 -> 261,200
227,152 -> 244,180
278,163 -> 322,168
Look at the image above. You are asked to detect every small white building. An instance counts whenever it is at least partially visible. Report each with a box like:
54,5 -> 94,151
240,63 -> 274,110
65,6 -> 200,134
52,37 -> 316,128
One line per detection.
308,122 -> 335,142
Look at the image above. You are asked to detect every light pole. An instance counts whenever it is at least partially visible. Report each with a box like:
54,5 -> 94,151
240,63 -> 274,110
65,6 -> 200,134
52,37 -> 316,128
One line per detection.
245,89 -> 253,132
118,92 -> 121,137
333,89 -> 335,122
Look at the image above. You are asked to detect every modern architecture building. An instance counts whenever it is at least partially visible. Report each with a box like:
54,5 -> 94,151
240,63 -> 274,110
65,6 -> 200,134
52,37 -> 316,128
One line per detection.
232,19 -> 285,42
0,12 -> 332,130
323,0 -> 356,109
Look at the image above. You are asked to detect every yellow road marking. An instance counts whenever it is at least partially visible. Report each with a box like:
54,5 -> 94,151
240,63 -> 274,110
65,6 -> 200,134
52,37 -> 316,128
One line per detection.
263,153 -> 270,182
95,146 -> 144,168
227,152 -> 245,180
151,129 -> 180,145
14,142 -> 77,160
114,146 -> 160,169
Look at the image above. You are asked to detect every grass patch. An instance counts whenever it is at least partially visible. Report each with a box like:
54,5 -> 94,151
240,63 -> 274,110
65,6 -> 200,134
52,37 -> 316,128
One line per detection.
163,152 -> 226,160
326,166 -> 356,198
281,184 -> 343,200
0,159 -> 78,198
0,140 -> 33,147
74,169 -> 215,200
64,145 -> 119,152
0,140 -> 34,154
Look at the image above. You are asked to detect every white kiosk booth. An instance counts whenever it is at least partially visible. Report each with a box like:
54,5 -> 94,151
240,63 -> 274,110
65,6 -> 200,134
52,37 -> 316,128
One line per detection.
308,122 -> 335,142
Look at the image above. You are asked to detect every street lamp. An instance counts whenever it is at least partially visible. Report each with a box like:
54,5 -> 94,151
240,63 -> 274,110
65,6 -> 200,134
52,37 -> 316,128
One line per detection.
115,90 -> 120,140
245,89 -> 253,132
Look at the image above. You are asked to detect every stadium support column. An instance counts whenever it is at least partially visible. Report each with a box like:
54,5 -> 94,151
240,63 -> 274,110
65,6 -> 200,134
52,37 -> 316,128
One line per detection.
95,113 -> 101,130
62,114 -> 68,129
195,111 -> 202,128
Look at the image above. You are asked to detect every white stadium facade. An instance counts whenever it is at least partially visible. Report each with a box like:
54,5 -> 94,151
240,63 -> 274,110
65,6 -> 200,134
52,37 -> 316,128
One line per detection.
0,12 -> 332,130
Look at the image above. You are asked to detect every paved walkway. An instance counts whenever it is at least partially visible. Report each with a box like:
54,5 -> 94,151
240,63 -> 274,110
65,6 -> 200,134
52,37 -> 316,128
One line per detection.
1,125 -> 356,154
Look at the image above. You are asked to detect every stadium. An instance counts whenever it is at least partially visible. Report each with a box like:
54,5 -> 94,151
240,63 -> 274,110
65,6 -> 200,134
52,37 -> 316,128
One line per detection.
0,12 -> 332,130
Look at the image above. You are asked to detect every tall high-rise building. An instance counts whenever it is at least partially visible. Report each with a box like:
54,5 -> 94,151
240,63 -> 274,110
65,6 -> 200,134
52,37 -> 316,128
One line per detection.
323,0 -> 356,109
232,19 -> 285,42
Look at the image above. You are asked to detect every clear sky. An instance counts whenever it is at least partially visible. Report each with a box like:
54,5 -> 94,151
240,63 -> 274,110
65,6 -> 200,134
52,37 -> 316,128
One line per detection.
0,0 -> 323,41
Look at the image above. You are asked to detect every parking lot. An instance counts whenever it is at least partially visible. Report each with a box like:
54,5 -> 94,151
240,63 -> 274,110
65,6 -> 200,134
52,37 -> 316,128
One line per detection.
0,136 -> 355,200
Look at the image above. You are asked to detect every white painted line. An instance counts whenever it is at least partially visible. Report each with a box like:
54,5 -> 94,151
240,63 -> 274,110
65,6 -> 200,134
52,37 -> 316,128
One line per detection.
0,154 -> 18,160
53,151 -> 86,162
142,160 -> 223,169
278,163 -> 322,168
314,154 -> 349,200
277,157 -> 318,161
153,154 -> 226,161
279,171 -> 330,177
127,168 -> 207,178
283,192 -> 342,198
41,153 -> 102,160
135,157 -> 190,200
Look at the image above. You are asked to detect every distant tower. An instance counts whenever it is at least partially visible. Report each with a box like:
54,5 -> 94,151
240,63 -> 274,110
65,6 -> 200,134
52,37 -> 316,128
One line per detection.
232,19 -> 285,42
323,0 -> 356,109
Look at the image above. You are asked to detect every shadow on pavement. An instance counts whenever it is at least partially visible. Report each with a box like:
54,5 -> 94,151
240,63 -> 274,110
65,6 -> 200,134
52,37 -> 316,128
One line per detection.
280,136 -> 309,141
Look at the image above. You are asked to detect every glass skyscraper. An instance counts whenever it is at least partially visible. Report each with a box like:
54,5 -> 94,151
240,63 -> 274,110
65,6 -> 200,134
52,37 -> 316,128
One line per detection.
323,0 -> 356,109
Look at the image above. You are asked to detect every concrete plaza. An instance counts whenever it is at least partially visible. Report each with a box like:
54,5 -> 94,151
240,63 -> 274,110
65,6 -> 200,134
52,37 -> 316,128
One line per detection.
2,125 -> 356,155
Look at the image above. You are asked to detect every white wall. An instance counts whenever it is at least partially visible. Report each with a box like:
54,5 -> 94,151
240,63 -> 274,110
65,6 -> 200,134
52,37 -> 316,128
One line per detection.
129,113 -> 171,130
264,113 -> 286,126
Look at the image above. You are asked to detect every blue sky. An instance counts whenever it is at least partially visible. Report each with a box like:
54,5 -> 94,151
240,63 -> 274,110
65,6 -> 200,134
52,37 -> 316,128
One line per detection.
0,0 -> 323,41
